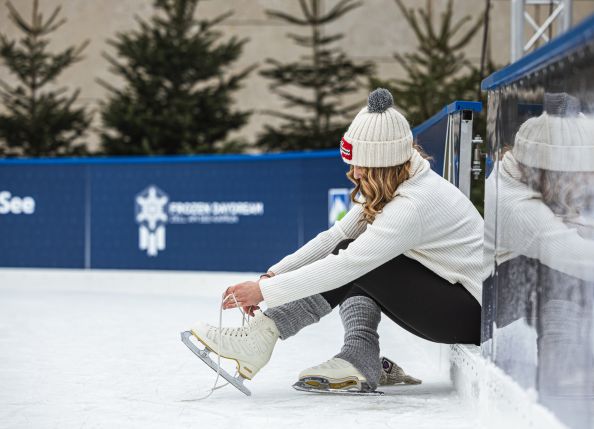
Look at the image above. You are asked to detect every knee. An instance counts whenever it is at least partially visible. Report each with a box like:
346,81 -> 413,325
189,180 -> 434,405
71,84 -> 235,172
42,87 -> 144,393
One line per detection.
332,239 -> 355,255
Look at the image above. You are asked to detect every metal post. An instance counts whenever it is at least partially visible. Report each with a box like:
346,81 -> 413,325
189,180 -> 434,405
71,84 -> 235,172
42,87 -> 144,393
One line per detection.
562,0 -> 572,33
458,110 -> 474,198
511,0 -> 525,62
510,0 -> 573,62
443,115 -> 454,184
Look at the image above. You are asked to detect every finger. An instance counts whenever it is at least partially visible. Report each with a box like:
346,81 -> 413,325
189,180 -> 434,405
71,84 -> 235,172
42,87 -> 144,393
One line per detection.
223,287 -> 237,303
231,292 -> 242,304
223,296 -> 235,309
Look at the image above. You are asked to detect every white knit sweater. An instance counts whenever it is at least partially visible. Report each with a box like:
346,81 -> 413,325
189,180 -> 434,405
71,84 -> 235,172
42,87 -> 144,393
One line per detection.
483,151 -> 594,281
259,150 -> 484,308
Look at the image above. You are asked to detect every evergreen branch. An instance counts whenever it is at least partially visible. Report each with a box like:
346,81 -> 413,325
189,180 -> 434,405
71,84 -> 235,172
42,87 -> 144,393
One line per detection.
286,33 -> 314,48
298,0 -> 313,22
214,63 -> 257,94
274,89 -> 316,108
286,32 -> 343,48
437,0 -> 454,42
196,11 -> 233,34
321,0 -> 362,23
6,1 -> 34,35
418,7 -> 437,44
42,4 -> 63,30
260,108 -> 307,123
43,17 -> 67,35
265,9 -> 309,26
73,39 -> 90,59
32,0 -> 40,32
450,15 -> 484,51
392,0 -> 428,46
392,0 -> 413,27
319,33 -> 344,45
446,15 -> 471,41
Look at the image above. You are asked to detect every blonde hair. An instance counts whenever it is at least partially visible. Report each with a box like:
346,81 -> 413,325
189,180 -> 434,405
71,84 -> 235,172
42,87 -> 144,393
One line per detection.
346,145 -> 430,224
518,164 -> 594,219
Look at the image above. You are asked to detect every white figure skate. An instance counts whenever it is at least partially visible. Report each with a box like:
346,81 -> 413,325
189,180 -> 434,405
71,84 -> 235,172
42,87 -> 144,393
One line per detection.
292,357 -> 384,396
293,356 -> 422,395
181,310 -> 279,396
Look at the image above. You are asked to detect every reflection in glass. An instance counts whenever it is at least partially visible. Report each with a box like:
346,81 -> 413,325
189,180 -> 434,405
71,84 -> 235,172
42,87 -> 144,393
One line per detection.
483,91 -> 594,428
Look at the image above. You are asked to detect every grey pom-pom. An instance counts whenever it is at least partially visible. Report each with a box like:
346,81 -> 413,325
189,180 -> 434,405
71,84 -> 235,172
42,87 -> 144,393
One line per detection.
544,92 -> 580,117
367,88 -> 394,113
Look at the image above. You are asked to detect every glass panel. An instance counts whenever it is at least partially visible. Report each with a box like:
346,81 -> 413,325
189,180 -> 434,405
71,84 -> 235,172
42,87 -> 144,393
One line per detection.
482,42 -> 594,429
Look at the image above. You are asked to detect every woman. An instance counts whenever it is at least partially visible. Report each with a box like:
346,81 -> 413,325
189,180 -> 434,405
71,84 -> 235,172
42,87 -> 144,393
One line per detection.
189,88 -> 484,392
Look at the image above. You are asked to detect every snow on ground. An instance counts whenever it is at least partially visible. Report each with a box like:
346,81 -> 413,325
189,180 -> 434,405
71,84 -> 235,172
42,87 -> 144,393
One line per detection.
0,269 -> 481,429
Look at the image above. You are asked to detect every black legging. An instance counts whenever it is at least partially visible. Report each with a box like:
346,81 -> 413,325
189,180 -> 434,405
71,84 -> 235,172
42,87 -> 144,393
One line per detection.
321,239 -> 481,345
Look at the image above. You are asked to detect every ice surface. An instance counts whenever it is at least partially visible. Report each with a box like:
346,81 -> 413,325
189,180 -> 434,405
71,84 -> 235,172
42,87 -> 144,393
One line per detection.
0,269 -> 481,428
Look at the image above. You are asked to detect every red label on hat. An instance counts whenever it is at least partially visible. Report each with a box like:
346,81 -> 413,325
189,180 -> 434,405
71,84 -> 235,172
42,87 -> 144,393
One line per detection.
340,137 -> 353,161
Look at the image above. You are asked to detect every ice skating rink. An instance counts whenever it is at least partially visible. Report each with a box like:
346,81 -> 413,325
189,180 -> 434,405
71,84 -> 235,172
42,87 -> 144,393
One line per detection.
0,269 -> 480,429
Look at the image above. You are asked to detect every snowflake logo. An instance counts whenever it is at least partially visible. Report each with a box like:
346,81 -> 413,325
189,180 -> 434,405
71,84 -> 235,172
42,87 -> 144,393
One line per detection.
135,186 -> 169,256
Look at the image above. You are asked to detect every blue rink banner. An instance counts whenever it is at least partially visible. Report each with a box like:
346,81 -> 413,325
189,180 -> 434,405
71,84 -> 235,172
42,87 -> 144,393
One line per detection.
0,152 -> 353,272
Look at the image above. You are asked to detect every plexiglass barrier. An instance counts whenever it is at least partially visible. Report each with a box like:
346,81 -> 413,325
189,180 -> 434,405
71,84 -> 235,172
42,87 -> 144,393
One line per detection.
481,14 -> 594,429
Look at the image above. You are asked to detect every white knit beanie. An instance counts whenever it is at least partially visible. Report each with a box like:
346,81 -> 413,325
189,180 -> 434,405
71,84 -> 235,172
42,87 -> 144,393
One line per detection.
340,88 -> 413,167
513,93 -> 594,172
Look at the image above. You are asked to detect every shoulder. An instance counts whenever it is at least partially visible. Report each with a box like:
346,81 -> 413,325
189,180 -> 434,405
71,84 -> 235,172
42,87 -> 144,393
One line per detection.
380,194 -> 420,221
398,168 -> 461,202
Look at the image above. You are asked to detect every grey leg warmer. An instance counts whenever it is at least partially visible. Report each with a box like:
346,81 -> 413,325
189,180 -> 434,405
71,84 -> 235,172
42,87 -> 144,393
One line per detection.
264,294 -> 332,340
334,295 -> 382,390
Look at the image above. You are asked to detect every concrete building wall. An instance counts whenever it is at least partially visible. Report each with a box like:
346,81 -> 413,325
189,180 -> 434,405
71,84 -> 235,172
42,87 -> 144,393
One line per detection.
1,0 -> 593,154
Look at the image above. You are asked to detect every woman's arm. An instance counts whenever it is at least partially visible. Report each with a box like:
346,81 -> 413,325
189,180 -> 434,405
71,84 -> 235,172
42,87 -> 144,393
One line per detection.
260,197 -> 420,308
501,199 -> 594,281
266,203 -> 366,275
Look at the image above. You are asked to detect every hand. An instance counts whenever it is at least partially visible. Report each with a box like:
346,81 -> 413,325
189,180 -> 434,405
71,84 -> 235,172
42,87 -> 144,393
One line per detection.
243,305 -> 260,317
222,281 -> 264,310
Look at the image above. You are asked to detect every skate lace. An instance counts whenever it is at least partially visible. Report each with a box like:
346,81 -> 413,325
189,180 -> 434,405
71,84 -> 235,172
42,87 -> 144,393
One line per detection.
194,292 -> 250,400
219,325 -> 250,337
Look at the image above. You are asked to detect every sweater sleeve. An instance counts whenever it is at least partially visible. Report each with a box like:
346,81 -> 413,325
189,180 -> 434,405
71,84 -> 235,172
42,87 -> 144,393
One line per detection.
267,203 -> 366,275
501,199 -> 594,281
260,197 -> 420,308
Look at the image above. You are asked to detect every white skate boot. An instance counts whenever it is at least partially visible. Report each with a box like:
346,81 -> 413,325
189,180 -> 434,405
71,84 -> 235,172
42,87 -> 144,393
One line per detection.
293,357 -> 381,395
189,310 -> 280,380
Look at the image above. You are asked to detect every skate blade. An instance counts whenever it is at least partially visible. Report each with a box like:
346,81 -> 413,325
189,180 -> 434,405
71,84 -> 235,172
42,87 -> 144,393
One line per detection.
180,331 -> 251,396
292,378 -> 383,396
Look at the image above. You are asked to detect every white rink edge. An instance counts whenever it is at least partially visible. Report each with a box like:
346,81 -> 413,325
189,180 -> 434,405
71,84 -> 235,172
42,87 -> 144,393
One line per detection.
0,267 -> 260,297
450,344 -> 567,429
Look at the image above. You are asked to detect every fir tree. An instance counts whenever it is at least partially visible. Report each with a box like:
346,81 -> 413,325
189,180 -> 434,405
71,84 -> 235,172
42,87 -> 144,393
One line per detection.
0,0 -> 91,157
371,0 -> 484,127
257,0 -> 375,152
99,0 -> 254,155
